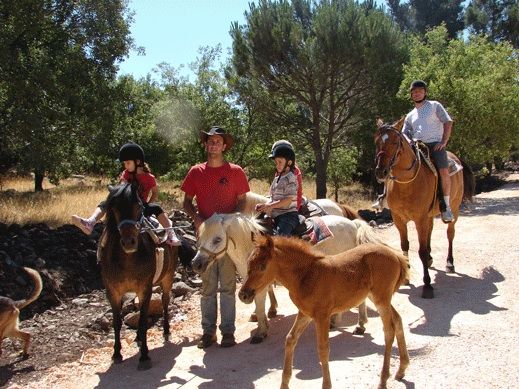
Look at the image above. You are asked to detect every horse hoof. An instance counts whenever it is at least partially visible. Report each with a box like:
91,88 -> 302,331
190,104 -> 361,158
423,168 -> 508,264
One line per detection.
249,313 -> 258,322
427,258 -> 433,268
267,309 -> 277,318
353,326 -> 366,335
137,358 -> 152,370
421,286 -> 434,299
446,264 -> 455,273
395,369 -> 406,380
250,335 -> 265,344
112,354 -> 123,364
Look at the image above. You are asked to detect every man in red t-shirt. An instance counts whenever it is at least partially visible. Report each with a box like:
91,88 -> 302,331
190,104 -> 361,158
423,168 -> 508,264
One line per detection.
181,126 -> 250,349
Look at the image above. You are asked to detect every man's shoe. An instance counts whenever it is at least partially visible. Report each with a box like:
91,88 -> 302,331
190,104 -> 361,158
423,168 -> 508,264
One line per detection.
220,333 -> 236,348
197,333 -> 216,349
441,207 -> 454,223
71,215 -> 95,235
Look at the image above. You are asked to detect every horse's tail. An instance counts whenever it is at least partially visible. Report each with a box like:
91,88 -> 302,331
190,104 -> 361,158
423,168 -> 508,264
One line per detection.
340,204 -> 359,220
460,158 -> 475,202
354,219 -> 381,245
15,267 -> 43,310
394,254 -> 411,293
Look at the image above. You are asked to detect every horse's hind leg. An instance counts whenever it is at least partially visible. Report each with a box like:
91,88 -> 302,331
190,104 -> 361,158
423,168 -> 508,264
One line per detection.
391,305 -> 409,380
161,282 -> 172,340
353,301 -> 368,335
137,286 -> 152,370
282,311 -> 312,389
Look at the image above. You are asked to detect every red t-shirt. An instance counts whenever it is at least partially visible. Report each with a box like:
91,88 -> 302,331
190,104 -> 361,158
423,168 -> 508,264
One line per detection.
181,162 -> 250,219
121,170 -> 157,202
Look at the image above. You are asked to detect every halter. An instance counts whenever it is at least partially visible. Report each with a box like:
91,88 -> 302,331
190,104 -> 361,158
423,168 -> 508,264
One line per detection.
117,214 -> 145,232
197,235 -> 237,261
375,126 -> 421,184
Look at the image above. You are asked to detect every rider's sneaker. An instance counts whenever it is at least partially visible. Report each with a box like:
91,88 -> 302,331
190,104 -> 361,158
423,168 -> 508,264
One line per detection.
441,207 -> 454,223
71,215 -> 95,235
166,230 -> 182,246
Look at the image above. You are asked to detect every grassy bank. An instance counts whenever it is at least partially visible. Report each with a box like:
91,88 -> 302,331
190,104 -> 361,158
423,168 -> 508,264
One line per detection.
0,175 -> 373,227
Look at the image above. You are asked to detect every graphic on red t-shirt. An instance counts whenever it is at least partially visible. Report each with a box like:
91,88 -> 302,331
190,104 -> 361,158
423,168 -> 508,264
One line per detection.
181,162 -> 250,219
121,170 -> 157,202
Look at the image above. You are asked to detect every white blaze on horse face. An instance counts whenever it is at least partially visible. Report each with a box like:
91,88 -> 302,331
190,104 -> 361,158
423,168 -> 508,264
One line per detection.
381,134 -> 389,143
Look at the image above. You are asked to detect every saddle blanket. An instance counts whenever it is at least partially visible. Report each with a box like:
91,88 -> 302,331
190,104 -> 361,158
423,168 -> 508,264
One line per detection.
307,216 -> 334,245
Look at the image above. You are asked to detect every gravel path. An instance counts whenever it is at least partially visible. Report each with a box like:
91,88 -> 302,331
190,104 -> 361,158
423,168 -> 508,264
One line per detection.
8,174 -> 519,389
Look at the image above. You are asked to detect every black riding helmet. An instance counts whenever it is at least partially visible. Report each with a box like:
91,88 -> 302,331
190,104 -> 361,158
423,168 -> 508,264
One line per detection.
409,80 -> 427,91
118,143 -> 145,163
269,140 -> 296,164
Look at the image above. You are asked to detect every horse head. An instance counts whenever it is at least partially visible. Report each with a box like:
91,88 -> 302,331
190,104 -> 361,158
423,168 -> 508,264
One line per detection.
238,233 -> 275,304
191,214 -> 234,274
374,117 -> 405,183
105,182 -> 143,254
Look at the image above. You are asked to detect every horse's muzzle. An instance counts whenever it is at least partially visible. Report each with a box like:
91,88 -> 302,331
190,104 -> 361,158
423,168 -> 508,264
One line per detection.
191,253 -> 209,274
238,288 -> 255,304
374,167 -> 389,183
120,237 -> 138,253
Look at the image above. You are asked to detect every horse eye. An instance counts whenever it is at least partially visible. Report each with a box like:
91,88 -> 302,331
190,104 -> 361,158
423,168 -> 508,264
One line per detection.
213,237 -> 222,245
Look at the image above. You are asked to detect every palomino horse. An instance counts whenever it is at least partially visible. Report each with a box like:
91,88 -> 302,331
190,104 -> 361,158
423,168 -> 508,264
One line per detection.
374,118 -> 474,298
191,213 -> 380,343
239,236 -> 409,389
99,182 -> 178,369
244,192 -> 359,220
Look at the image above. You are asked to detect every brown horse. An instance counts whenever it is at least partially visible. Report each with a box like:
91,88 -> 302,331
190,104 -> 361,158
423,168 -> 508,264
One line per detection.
99,182 -> 178,370
374,118 -> 474,298
239,235 -> 409,389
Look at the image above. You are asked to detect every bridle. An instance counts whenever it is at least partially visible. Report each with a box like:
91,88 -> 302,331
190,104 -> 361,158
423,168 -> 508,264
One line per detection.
375,125 -> 421,184
197,235 -> 237,262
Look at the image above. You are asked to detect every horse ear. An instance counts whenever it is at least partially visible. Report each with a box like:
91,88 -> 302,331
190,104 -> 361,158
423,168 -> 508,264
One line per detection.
376,118 -> 384,129
394,116 -> 405,131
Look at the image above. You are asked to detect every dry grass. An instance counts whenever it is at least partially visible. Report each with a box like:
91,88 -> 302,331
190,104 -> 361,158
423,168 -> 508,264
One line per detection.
0,175 -> 373,227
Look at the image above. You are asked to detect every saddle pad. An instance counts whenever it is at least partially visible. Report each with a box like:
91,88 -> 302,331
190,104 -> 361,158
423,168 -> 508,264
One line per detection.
307,216 -> 334,245
448,159 -> 463,176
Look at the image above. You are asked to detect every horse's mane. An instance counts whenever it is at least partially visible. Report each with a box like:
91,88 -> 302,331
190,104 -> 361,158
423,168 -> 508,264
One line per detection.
104,182 -> 142,234
199,212 -> 268,236
271,236 -> 325,262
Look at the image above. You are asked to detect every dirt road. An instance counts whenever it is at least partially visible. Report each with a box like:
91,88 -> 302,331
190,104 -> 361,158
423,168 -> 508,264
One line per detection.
9,174 -> 519,389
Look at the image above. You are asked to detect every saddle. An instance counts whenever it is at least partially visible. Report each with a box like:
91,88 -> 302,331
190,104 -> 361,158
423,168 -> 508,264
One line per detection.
255,213 -> 332,244
299,197 -> 328,218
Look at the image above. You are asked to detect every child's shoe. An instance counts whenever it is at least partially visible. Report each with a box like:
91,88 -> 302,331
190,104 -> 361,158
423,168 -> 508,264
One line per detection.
166,229 -> 182,246
71,215 -> 95,235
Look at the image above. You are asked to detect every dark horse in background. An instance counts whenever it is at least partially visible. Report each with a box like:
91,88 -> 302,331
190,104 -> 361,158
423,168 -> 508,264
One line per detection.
374,118 -> 475,298
99,182 -> 178,369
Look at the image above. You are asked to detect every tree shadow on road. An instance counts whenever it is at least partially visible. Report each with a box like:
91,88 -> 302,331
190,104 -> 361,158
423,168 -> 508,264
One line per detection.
460,182 -> 519,217
400,266 -> 506,337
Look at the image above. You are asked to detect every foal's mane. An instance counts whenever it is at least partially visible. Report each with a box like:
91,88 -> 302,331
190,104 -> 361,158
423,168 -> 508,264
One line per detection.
270,236 -> 324,263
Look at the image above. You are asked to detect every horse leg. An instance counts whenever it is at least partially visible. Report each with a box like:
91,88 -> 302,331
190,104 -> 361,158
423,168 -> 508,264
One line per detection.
391,305 -> 409,380
374,304 -> 396,389
426,217 -> 434,267
137,286 -> 152,370
282,311 -> 312,389
161,283 -> 172,340
315,315 -> 333,389
108,292 -> 123,363
446,217 -> 456,273
417,218 -> 434,298
392,216 -> 409,257
267,284 -> 278,318
251,288 -> 269,344
353,301 -> 368,335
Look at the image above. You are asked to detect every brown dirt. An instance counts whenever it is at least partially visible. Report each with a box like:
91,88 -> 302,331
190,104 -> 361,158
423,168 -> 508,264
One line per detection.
1,172 -> 518,388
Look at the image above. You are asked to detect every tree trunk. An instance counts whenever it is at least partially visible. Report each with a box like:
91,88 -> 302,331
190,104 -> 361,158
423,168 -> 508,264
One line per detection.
315,161 -> 327,198
34,170 -> 44,192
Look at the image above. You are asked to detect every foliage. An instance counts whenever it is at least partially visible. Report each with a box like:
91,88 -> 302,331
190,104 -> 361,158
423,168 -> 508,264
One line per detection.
328,146 -> 360,202
230,0 -> 407,197
399,25 -> 519,165
0,0 -> 134,191
465,0 -> 519,48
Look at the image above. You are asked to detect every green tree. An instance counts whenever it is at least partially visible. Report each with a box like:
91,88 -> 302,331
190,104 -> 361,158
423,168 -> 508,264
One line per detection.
465,0 -> 519,48
399,25 -> 519,165
0,1 -> 133,191
328,146 -> 359,202
230,0 -> 407,197
387,0 -> 465,38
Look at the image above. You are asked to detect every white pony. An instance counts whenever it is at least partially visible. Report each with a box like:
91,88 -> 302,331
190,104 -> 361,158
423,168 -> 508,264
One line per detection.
192,213 -> 380,343
243,191 -> 358,220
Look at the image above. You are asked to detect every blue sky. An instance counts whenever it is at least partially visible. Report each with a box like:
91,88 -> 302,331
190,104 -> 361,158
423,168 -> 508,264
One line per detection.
118,0 -> 252,80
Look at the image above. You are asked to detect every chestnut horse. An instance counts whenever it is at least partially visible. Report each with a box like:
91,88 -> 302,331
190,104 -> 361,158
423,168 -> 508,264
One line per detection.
374,118 -> 474,298
99,182 -> 178,369
239,235 -> 409,389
